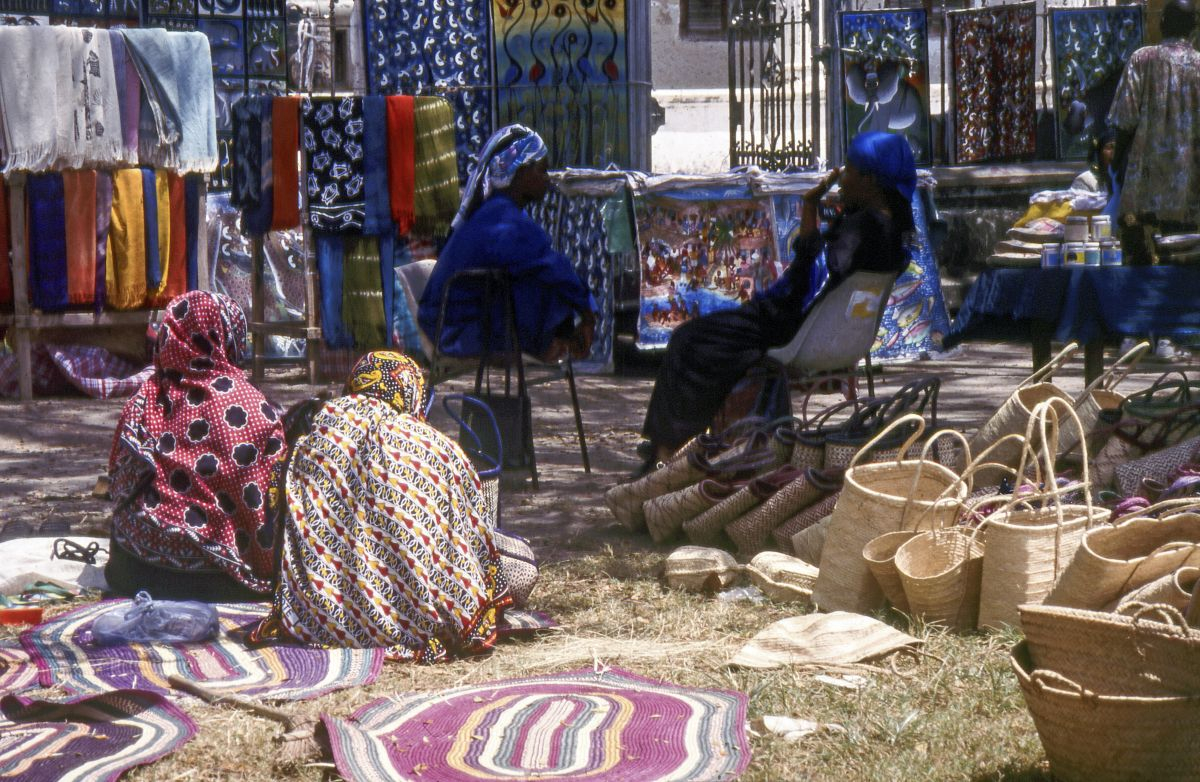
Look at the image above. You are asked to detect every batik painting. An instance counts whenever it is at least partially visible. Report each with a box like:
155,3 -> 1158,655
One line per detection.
528,188 -> 619,372
491,0 -> 630,170
1051,6 -> 1143,160
950,3 -> 1037,164
206,192 -> 307,359
839,9 -> 931,165
634,189 -> 779,350
871,188 -> 951,362
364,0 -> 492,183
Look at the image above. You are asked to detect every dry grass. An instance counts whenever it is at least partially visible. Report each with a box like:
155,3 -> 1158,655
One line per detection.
6,545 -> 1050,781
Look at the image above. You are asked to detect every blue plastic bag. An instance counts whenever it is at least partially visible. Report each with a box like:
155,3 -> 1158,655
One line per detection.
91,591 -> 220,646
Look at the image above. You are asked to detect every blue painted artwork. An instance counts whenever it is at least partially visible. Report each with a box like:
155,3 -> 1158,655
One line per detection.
1051,7 -> 1143,160
839,9 -> 932,165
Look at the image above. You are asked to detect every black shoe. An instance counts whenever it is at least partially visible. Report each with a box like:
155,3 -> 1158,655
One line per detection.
635,440 -> 655,460
626,454 -> 659,482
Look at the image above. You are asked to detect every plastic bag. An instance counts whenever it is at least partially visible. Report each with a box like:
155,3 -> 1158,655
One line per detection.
90,591 -> 220,646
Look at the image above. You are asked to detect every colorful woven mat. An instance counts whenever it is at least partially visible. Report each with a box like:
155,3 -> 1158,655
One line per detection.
496,608 -> 557,638
21,600 -> 383,701
323,667 -> 752,782
0,688 -> 196,781
0,643 -> 39,695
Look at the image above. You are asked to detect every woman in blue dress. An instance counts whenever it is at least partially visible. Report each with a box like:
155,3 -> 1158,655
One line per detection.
418,125 -> 597,363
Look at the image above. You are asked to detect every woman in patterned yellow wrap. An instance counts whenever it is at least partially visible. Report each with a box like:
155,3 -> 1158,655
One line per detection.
252,351 -> 512,662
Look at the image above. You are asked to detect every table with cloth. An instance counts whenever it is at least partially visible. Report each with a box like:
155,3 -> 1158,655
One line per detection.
944,266 -> 1200,381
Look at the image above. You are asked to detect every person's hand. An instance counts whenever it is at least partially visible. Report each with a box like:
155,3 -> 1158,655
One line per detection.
804,167 -> 841,203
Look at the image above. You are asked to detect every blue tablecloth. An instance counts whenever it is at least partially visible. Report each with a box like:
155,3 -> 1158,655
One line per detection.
945,267 -> 1200,348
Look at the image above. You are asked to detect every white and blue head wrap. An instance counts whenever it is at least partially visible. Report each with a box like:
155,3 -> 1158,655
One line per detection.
452,124 -> 548,231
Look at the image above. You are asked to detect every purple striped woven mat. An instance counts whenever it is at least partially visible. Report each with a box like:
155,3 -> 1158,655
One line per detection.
21,600 -> 383,702
323,667 -> 751,782
0,688 -> 196,781
0,643 -> 39,695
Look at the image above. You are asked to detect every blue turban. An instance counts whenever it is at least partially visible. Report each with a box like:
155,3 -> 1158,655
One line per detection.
452,124 -> 548,231
846,132 -> 917,201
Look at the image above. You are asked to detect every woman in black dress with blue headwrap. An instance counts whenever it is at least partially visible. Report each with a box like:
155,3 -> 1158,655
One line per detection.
637,131 -> 918,471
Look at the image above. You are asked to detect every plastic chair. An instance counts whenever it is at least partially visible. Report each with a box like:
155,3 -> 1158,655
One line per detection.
441,393 -> 503,528
764,269 -> 898,402
427,268 -> 590,490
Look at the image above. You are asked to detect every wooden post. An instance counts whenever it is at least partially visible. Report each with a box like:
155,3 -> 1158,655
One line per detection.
7,175 -> 32,402
251,234 -> 266,383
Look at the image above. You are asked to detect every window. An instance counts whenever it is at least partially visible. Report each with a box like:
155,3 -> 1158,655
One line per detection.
680,0 -> 729,40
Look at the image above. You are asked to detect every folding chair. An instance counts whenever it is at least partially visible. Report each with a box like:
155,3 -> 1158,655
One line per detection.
764,270 -> 898,411
402,264 -> 590,490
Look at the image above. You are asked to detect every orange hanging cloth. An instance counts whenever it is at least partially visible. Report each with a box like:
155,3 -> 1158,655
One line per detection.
63,170 -> 98,305
271,96 -> 301,231
385,95 -> 416,235
149,172 -> 189,307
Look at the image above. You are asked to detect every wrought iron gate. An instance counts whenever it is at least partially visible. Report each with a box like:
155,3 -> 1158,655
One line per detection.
728,0 -> 824,171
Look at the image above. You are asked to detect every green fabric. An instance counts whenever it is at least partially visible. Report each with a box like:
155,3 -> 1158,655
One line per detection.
601,191 -> 635,254
412,97 -> 461,237
341,236 -> 387,349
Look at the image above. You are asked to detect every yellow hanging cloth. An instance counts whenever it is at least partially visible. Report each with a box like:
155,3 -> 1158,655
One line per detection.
106,168 -> 147,310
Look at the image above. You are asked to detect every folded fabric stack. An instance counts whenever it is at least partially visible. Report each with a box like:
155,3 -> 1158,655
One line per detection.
0,27 -> 217,175
985,238 -> 1044,268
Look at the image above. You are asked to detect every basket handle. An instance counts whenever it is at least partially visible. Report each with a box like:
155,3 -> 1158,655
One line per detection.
1110,497 -> 1200,527
902,432 -> 1034,532
849,412 -> 927,471
1029,668 -> 1096,700
915,427 -> 972,470
1014,399 -> 1096,532
442,393 -> 502,474
1118,601 -> 1192,637
1188,572 -> 1200,627
1075,340 -> 1151,400
1114,542 -> 1200,602
1019,342 -> 1079,389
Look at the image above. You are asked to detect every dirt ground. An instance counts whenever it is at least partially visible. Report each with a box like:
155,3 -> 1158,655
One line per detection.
0,340 -> 1179,553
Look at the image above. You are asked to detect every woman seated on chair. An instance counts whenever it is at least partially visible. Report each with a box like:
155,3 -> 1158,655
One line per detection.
418,124 -> 597,363
105,291 -> 287,601
250,351 -> 514,662
636,131 -> 917,473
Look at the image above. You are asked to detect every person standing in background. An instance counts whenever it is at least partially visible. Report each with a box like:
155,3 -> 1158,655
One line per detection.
1108,0 -> 1200,265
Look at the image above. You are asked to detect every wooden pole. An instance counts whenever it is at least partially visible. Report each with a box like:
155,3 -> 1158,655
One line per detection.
7,175 -> 32,402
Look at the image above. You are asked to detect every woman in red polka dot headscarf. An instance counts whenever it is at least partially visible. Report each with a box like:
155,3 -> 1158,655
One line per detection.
106,290 -> 287,601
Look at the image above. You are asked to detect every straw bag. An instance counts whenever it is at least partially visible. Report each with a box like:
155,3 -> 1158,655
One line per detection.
725,467 -> 843,556
662,546 -> 741,593
1011,640 -> 1200,782
793,513 -> 833,566
780,399 -> 864,470
746,551 -> 819,603
773,491 -> 840,552
811,415 -> 967,614
643,478 -> 743,544
1045,498 -> 1200,610
1112,566 -> 1200,616
1114,436 -> 1200,499
863,531 -> 919,613
968,342 -> 1078,480
895,525 -> 985,630
1059,340 -> 1150,456
1019,602 -> 1200,695
1091,373 -> 1200,488
977,399 -> 1111,630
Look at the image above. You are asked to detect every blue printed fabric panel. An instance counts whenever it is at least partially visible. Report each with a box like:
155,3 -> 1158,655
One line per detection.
363,0 -> 493,183
871,188 -> 952,361
1050,7 -> 1143,160
492,0 -> 630,170
527,190 -> 616,372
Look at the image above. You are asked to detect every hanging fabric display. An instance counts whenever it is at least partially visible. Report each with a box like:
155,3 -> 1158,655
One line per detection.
838,10 -> 933,165
106,168 -> 148,311
63,170 -> 98,306
0,182 -> 11,308
385,96 -> 416,235
411,97 -> 462,237
231,95 -> 273,235
360,96 -> 393,237
363,0 -> 493,183
302,96 -> 367,234
491,0 -> 631,170
28,173 -> 70,313
950,3 -> 1037,164
94,172 -> 113,314
1050,7 -> 1144,160
270,96 -> 301,231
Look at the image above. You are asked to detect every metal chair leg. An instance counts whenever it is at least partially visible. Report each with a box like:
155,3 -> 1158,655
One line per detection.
564,356 -> 591,473
864,354 -> 876,397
